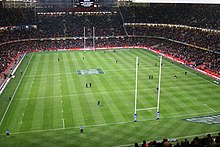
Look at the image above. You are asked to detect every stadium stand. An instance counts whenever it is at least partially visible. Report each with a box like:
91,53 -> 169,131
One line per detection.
0,5 -> 220,146
119,4 -> 220,29
1,5 -> 219,78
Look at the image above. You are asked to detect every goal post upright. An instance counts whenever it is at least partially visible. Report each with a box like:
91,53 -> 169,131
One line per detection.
93,27 -> 95,50
134,55 -> 162,121
134,57 -> 138,122
156,55 -> 162,119
84,27 -> 86,51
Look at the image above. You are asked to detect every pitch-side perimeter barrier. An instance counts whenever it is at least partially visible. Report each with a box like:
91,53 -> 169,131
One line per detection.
0,53 -> 26,95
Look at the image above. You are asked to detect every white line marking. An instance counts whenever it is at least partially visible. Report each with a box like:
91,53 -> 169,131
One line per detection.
203,104 -> 216,112
0,53 -> 34,126
13,88 -> 157,101
0,110 -> 218,136
137,107 -> 157,111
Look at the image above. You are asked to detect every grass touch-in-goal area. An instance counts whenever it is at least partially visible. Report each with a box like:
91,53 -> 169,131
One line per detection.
0,49 -> 219,147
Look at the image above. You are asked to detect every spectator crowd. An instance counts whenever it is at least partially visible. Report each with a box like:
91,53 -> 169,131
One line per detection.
134,132 -> 220,147
0,5 -> 219,78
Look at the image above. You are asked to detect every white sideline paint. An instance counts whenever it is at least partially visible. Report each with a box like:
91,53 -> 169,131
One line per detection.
203,104 -> 216,112
0,78 -> 10,95
0,53 -> 34,126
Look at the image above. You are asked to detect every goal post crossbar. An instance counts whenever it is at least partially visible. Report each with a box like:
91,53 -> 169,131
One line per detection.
137,107 -> 157,111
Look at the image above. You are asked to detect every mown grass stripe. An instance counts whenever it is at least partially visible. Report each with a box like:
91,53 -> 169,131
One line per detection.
0,50 -> 219,147
72,52 -> 96,126
19,54 -> 45,132
42,54 -> 54,129
60,53 -> 75,127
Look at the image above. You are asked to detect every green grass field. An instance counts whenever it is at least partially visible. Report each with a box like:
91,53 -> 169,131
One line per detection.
0,49 -> 219,147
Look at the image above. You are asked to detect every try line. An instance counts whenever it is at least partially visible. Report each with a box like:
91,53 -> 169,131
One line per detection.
0,110 -> 219,136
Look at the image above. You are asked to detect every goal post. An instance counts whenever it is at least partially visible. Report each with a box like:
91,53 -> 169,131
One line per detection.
134,55 -> 163,121
83,27 -> 96,51
83,27 -> 86,51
